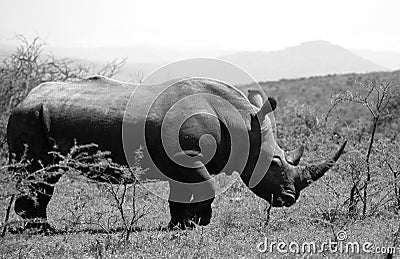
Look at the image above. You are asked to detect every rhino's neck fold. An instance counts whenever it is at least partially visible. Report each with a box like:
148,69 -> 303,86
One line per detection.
239,120 -> 263,187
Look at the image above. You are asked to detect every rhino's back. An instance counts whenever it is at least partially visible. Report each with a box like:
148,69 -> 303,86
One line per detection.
12,76 -> 254,178
21,76 -> 137,121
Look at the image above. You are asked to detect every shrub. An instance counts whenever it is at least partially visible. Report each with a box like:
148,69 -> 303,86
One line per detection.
1,143 -> 148,240
0,35 -> 125,114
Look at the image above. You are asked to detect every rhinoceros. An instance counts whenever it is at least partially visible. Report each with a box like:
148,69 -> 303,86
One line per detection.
7,76 -> 346,230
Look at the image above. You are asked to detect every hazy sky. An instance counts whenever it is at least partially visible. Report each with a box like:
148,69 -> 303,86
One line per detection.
0,0 -> 399,52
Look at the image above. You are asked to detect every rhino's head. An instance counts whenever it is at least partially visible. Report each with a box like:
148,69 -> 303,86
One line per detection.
245,91 -> 346,207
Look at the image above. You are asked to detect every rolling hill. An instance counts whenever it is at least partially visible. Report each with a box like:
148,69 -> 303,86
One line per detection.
111,41 -> 388,84
219,41 -> 386,82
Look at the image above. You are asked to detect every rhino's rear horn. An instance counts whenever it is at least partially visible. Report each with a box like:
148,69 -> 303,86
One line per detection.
285,145 -> 304,166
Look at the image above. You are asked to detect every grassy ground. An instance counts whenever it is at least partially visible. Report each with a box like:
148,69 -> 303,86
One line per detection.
1,70 -> 400,258
1,166 -> 399,258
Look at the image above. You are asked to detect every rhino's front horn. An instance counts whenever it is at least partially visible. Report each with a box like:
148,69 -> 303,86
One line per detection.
297,141 -> 347,190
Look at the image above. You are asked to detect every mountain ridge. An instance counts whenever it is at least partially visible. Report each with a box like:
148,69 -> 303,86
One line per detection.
219,40 -> 386,82
0,40 -> 391,84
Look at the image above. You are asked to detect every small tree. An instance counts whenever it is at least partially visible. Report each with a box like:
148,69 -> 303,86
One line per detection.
132,71 -> 145,84
0,35 -> 126,112
330,80 -> 400,216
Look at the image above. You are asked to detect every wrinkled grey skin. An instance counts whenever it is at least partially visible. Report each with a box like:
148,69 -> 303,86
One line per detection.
7,76 -> 346,230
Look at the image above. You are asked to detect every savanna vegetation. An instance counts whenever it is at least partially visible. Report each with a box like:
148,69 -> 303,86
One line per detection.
0,37 -> 400,258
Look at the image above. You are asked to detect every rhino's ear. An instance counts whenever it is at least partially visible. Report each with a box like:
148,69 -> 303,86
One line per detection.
248,90 -> 264,108
256,97 -> 277,120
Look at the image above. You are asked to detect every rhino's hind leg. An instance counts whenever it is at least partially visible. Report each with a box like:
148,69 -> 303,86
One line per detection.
14,174 -> 61,233
168,156 -> 216,230
8,104 -> 60,233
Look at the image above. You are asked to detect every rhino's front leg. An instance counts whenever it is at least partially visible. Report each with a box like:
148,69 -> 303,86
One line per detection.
186,197 -> 214,226
168,181 -> 193,230
184,163 -> 215,226
168,155 -> 215,230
